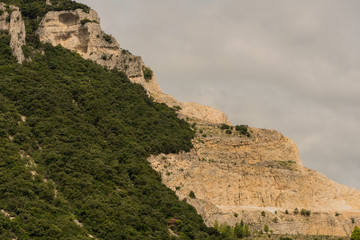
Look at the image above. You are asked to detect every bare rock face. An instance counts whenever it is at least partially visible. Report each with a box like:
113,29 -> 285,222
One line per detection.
38,9 -> 143,78
37,9 -> 230,125
0,3 -> 26,63
148,123 -> 360,236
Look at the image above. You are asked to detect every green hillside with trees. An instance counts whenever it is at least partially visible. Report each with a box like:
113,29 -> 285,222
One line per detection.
0,21 -> 231,238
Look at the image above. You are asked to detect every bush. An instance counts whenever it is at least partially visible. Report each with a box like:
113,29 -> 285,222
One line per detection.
103,34 -> 112,43
225,129 -> 232,135
189,191 -> 196,199
261,211 -> 266,217
352,226 -> 360,240
80,18 -> 96,25
293,208 -> 299,215
220,124 -> 230,130
235,124 -> 250,136
300,209 -> 311,217
143,66 -> 153,81
264,225 -> 269,233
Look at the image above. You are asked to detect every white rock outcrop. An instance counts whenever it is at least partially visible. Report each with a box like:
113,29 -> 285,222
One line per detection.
0,3 -> 26,63
37,9 -> 230,125
148,123 -> 360,236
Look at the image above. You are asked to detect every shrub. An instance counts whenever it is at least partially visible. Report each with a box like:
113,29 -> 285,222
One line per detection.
261,211 -> 266,217
264,225 -> 269,233
235,124 -> 250,136
234,213 -> 238,218
103,34 -> 112,43
352,226 -> 360,240
225,129 -> 232,135
335,212 -> 340,217
220,124 -> 230,130
285,209 -> 289,214
293,208 -> 299,215
300,209 -> 311,217
80,18 -> 96,25
189,191 -> 196,199
143,66 -> 153,81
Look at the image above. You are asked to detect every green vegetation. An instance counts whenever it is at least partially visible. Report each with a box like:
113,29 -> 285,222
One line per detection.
80,18 -> 97,25
264,225 -> 269,233
213,221 -> 250,239
225,129 -> 232,135
352,226 -> 360,240
300,209 -> 311,217
103,33 -> 112,44
189,190 -> 196,199
261,211 -> 266,217
220,124 -> 250,137
235,125 -> 250,137
143,66 -> 153,81
0,28 -> 234,238
293,208 -> 299,215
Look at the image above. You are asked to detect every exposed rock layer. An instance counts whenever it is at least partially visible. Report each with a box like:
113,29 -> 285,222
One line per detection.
148,123 -> 360,236
0,3 -> 26,63
37,9 -> 229,125
29,6 -> 360,236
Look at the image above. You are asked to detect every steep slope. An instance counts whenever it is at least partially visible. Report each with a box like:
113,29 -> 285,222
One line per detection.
1,0 -> 360,238
36,7 -> 230,125
148,122 -> 360,236
0,25 -> 222,239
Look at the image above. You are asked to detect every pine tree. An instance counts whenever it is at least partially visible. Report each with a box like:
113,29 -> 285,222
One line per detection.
234,223 -> 244,238
244,224 -> 250,237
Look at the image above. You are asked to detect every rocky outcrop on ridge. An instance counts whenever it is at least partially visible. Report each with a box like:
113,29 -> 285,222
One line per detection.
0,3 -> 26,63
148,122 -> 360,236
37,9 -> 229,125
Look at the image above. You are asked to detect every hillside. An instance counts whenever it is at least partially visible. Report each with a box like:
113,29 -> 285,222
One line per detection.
0,2 -> 227,239
0,0 -> 360,239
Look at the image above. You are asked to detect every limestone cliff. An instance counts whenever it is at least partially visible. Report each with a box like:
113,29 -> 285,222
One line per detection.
148,122 -> 360,236
0,3 -> 26,63
5,4 -> 360,237
37,9 -> 229,125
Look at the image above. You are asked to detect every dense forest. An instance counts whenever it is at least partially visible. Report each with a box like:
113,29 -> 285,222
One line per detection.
0,11 -> 230,238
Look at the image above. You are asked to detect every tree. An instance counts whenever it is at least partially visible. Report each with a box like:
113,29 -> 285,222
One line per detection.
189,190 -> 196,199
244,224 -> 250,237
352,226 -> 360,240
264,225 -> 269,233
234,223 -> 244,238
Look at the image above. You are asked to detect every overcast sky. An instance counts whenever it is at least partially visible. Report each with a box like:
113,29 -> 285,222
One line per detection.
78,0 -> 360,190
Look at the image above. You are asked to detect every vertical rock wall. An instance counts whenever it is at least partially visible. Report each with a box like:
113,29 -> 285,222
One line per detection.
0,3 -> 26,63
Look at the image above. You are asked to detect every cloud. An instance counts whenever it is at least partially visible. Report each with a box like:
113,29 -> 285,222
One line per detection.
78,0 -> 360,190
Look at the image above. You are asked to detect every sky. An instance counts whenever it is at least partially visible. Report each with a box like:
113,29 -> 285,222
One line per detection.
78,0 -> 360,190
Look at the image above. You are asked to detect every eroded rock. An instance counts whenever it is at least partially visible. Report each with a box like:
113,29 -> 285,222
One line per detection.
0,3 -> 26,63
148,123 -> 360,236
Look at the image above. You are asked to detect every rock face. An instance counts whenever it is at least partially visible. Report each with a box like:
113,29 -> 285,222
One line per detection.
148,122 -> 360,236
37,9 -> 229,125
33,5 -> 360,236
0,3 -> 26,63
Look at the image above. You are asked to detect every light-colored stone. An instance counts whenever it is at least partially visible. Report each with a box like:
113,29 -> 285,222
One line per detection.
38,9 -> 143,78
148,123 -> 360,236
0,3 -> 26,63
37,9 -> 230,125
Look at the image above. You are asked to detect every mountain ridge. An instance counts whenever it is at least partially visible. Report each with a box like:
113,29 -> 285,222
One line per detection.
0,0 -> 359,238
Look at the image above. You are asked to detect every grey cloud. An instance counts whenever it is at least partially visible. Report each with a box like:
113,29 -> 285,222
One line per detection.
78,0 -> 360,190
